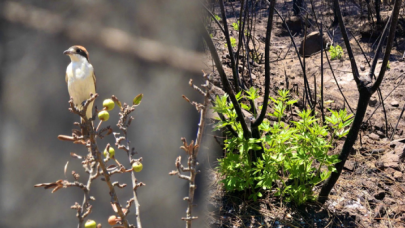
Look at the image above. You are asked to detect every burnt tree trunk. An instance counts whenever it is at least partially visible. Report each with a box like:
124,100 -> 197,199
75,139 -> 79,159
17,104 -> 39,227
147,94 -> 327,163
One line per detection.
375,0 -> 381,24
293,0 -> 304,15
318,0 -> 402,204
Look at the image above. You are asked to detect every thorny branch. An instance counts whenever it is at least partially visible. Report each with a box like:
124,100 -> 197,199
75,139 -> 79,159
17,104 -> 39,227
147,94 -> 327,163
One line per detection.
36,93 -> 144,228
113,95 -> 145,228
170,73 -> 211,228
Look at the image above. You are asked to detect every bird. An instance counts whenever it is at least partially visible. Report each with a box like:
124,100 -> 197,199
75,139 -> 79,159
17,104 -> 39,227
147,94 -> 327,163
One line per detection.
64,45 -> 96,136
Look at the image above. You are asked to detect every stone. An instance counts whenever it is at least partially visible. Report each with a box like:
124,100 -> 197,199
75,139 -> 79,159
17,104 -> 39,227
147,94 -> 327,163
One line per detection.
391,100 -> 400,107
394,143 -> 405,159
360,65 -> 366,71
379,151 -> 400,169
394,135 -> 400,140
283,16 -> 304,34
394,171 -> 403,179
251,74 -> 257,80
369,133 -> 380,140
344,160 -> 355,171
376,131 -> 385,137
390,138 -> 405,147
298,31 -> 331,57
362,180 -> 375,188
373,121 -> 385,131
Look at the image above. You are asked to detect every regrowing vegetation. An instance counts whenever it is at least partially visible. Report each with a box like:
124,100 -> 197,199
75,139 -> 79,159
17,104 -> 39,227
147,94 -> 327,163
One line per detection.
204,0 -> 404,226
214,89 -> 352,204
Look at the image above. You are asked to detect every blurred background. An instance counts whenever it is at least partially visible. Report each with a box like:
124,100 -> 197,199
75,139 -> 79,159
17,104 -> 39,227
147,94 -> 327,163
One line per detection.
0,0 -> 220,227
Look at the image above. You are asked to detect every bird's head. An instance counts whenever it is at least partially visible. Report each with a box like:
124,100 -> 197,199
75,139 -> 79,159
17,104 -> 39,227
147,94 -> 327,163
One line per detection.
64,45 -> 90,62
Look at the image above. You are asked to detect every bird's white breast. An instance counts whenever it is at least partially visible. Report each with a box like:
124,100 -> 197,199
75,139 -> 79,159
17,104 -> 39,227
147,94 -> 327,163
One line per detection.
66,61 -> 95,108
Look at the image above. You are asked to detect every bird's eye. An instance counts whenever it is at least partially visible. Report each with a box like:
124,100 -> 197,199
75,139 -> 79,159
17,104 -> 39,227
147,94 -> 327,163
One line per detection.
76,49 -> 81,53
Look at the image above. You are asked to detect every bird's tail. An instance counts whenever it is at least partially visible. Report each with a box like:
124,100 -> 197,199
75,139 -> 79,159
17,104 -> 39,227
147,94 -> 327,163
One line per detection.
81,101 -> 94,137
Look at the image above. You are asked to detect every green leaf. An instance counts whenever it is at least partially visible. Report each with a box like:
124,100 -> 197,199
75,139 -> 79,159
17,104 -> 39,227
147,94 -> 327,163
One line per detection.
133,94 -> 143,105
115,99 -> 122,108
241,103 -> 250,111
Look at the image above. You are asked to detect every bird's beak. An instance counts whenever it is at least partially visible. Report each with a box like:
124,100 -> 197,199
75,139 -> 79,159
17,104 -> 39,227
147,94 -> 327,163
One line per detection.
63,49 -> 74,55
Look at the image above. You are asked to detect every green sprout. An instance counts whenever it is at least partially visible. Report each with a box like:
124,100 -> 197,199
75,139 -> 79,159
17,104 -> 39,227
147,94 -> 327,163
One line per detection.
329,44 -> 343,60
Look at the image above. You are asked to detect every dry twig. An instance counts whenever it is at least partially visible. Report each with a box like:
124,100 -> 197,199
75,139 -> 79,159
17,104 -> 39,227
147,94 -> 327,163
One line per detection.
169,73 -> 211,228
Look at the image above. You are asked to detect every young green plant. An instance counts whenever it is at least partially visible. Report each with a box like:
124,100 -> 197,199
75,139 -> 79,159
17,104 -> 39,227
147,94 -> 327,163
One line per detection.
213,89 -> 353,204
329,44 -> 344,60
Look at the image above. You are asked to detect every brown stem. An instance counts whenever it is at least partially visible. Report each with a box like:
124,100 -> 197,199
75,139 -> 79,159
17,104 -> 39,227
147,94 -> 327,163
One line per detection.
115,102 -> 142,228
77,163 -> 96,228
90,137 -> 130,227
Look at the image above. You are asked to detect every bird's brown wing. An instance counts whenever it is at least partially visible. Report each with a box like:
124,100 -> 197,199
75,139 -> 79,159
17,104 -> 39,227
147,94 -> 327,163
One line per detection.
93,71 -> 96,91
65,73 -> 68,84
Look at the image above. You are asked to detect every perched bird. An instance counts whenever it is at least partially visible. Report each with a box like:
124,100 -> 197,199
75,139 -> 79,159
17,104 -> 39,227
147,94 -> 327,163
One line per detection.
64,45 -> 96,135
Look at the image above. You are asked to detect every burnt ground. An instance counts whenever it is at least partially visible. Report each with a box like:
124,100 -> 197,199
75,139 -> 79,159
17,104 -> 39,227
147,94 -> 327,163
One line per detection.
203,0 -> 405,227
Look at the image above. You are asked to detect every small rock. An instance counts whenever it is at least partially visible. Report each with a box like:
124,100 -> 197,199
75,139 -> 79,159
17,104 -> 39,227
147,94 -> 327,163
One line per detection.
379,151 -> 400,169
384,167 -> 396,176
251,74 -> 257,80
374,191 -> 386,200
360,65 -> 365,71
298,32 -> 331,57
390,138 -> 405,147
394,135 -> 400,140
390,100 -> 400,107
391,188 -> 403,197
376,131 -> 385,137
394,171 -> 402,179
369,133 -> 380,140
344,161 -> 355,171
362,180 -> 375,188
394,144 -> 405,158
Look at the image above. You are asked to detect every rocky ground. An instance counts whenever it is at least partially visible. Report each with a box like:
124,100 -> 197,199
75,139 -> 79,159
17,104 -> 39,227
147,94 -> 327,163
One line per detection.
204,0 -> 405,227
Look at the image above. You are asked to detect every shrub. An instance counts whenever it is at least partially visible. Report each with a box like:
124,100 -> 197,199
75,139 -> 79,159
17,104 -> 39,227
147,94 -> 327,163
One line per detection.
213,89 -> 353,204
